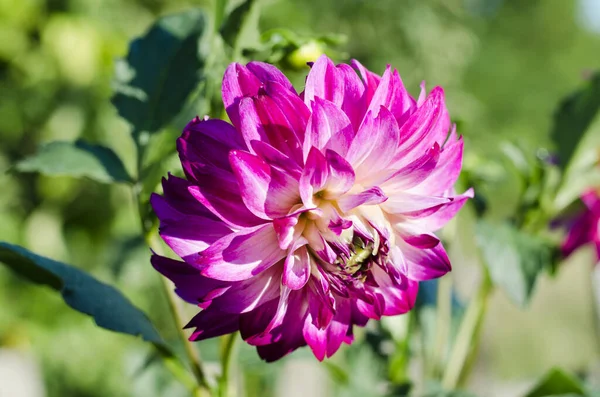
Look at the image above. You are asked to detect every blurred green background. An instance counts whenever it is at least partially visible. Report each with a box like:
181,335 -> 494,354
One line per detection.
1,0 -> 600,396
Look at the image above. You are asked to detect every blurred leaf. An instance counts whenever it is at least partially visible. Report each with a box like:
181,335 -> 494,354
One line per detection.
14,140 -> 133,184
0,242 -> 166,347
551,72 -> 600,171
323,361 -> 349,386
112,9 -> 209,135
476,220 -> 553,306
108,235 -> 145,278
220,0 -> 261,53
524,367 -> 587,397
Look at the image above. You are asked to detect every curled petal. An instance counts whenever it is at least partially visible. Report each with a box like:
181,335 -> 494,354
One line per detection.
283,244 -> 312,290
229,150 -> 301,219
338,187 -> 388,213
194,224 -> 286,281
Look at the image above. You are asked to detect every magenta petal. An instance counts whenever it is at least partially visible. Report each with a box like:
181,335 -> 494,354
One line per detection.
411,139 -> 463,196
336,63 -> 366,131
195,224 -> 286,281
304,97 -> 354,158
247,61 -> 295,92
186,306 -> 241,341
303,297 -> 350,360
351,59 -> 381,107
187,172 -> 265,228
264,81 -> 310,144
300,147 -> 329,206
251,140 -> 302,178
323,149 -> 355,198
410,189 -> 474,231
366,66 -> 415,124
151,254 -> 231,304
229,150 -> 300,219
243,93 -> 304,164
304,55 -> 344,107
381,192 -> 453,216
398,238 -> 452,281
379,143 -> 441,193
337,187 -> 388,213
283,245 -> 311,290
222,63 -> 262,128
393,87 -> 449,168
347,106 -> 401,179
178,117 -> 246,180
273,216 -> 302,250
211,265 -> 281,313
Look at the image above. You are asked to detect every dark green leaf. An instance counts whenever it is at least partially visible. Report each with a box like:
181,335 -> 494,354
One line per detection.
0,242 -> 165,346
551,72 -> 600,170
220,0 -> 261,53
14,140 -> 132,184
476,221 -> 552,306
524,367 -> 587,397
112,9 -> 209,135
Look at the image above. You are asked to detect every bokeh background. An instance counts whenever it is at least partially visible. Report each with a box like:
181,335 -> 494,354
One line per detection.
1,0 -> 600,396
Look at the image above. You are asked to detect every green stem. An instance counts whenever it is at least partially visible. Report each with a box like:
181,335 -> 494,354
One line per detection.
590,264 -> 600,357
133,134 -> 210,394
218,332 -> 238,397
442,272 -> 492,390
430,275 -> 452,379
214,0 -> 227,33
389,309 -> 416,384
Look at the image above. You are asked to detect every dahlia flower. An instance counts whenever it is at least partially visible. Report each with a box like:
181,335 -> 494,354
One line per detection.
151,55 -> 472,361
562,189 -> 600,261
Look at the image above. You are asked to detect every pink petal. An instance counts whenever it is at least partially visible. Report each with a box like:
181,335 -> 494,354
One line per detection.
246,61 -> 295,92
283,245 -> 311,290
241,93 -> 304,165
304,97 -> 354,159
177,117 -> 246,180
336,63 -> 366,131
397,238 -> 452,281
186,306 -> 241,341
322,149 -> 355,198
304,55 -> 344,107
338,187 -> 388,213
413,189 -> 474,231
229,150 -> 300,219
263,81 -> 310,144
381,191 -> 453,216
194,224 -> 286,281
347,107 -> 401,180
366,66 -> 415,124
151,254 -> 231,304
250,140 -> 302,178
411,138 -> 463,196
300,147 -> 329,207
211,265 -> 282,313
393,87 -> 450,168
222,63 -> 262,128
351,59 -> 381,107
188,171 -> 265,228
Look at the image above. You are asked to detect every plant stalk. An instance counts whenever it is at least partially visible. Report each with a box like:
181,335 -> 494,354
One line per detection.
441,272 -> 492,390
218,332 -> 238,397
133,135 -> 210,395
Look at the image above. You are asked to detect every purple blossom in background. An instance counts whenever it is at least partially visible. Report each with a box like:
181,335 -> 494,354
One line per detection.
562,189 -> 600,261
151,55 -> 472,361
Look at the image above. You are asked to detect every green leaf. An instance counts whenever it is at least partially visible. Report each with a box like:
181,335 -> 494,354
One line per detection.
476,221 -> 552,306
14,140 -> 133,184
0,242 -> 165,346
524,367 -> 587,397
112,9 -> 209,135
551,72 -> 600,171
220,0 -> 261,54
